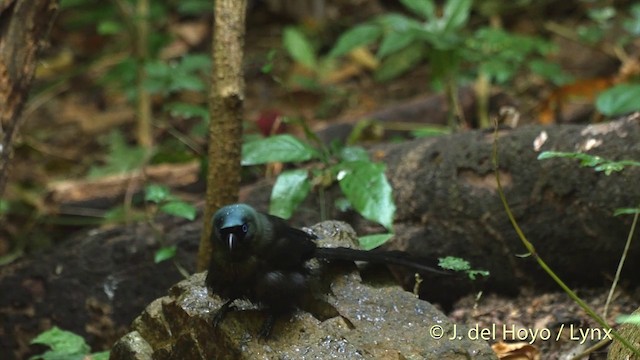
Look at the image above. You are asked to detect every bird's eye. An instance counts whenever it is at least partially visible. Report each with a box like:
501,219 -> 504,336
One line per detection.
242,224 -> 248,233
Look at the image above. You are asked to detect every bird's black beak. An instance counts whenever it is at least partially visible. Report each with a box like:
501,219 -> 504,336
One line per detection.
226,232 -> 237,252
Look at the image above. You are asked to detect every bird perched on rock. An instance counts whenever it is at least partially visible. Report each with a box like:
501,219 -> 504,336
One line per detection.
206,203 -> 448,338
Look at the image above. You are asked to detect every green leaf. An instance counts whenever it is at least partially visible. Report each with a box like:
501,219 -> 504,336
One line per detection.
442,0 -> 472,31
160,201 -> 197,220
0,199 -> 9,214
339,146 -> 370,162
624,4 -> 640,35
329,24 -> 382,58
617,314 -> 640,325
377,30 -> 417,59
177,0 -> 211,15
90,351 -> 110,360
336,161 -> 396,230
614,207 -> 640,216
596,83 -> 640,116
145,184 -> 170,203
178,54 -> 211,73
242,134 -> 320,165
528,60 -> 573,86
359,233 -> 394,250
30,326 -> 90,360
411,125 -> 450,138
169,73 -> 206,92
97,20 -> 123,35
538,151 -> 640,175
154,245 -> 177,263
438,256 -> 489,280
283,27 -> 317,68
466,269 -> 490,280
399,0 -> 435,20
269,169 -> 311,219
374,42 -> 425,82
438,256 -> 470,271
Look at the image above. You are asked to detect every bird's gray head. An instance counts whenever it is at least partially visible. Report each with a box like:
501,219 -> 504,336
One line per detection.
211,203 -> 258,260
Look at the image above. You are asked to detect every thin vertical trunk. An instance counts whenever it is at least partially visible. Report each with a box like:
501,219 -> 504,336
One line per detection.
197,0 -> 247,271
0,0 -> 59,200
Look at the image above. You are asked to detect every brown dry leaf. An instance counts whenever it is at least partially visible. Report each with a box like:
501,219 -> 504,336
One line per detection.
321,47 -> 379,85
537,77 -> 613,124
348,47 -> 379,70
491,341 -> 540,360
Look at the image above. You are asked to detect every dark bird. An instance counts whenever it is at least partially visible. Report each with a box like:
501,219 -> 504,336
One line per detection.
205,203 -> 448,338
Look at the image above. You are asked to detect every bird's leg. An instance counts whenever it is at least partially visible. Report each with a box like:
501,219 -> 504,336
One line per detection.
258,313 -> 278,339
212,298 -> 237,328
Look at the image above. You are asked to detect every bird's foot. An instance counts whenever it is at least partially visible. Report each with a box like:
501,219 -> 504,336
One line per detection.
212,299 -> 237,328
258,314 -> 277,339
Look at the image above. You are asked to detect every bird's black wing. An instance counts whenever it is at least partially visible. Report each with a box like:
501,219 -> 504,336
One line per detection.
259,213 -> 318,269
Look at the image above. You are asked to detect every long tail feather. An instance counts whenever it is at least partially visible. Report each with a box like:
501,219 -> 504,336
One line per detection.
314,247 -> 450,275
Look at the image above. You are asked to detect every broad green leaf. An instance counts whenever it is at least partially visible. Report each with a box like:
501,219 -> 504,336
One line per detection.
269,169 -> 311,219
359,233 -> 394,250
399,0 -> 435,21
374,42 -> 425,82
283,27 -> 317,68
596,84 -> 640,116
339,146 -> 370,162
169,73 -> 206,92
329,24 -> 382,58
242,135 -> 319,165
336,161 -> 395,230
154,245 -> 177,263
377,30 -> 416,59
617,314 -> 640,325
160,201 -> 197,220
145,184 -> 170,203
442,0 -> 472,31
30,326 -> 90,359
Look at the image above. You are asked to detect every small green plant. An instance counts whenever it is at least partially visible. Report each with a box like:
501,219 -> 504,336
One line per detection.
280,26 -> 343,90
438,256 -> 490,280
537,151 -> 640,175
89,130 -> 149,178
327,0 -> 567,127
242,132 -> 396,246
144,184 -> 196,263
29,326 -> 108,360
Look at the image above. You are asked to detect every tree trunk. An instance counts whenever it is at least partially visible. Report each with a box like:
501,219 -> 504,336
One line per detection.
197,0 -> 247,271
0,0 -> 59,199
378,115 -> 640,304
